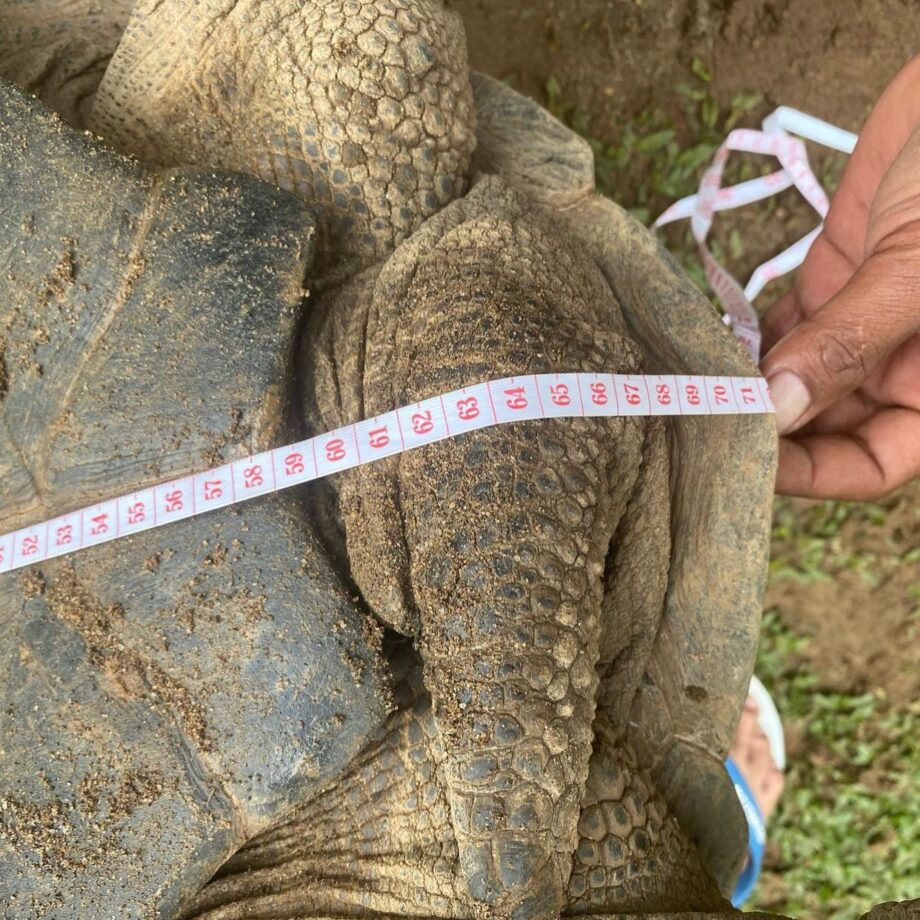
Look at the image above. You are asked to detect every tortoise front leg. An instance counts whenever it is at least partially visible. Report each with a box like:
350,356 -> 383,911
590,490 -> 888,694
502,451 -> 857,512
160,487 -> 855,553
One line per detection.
88,0 -> 476,276
300,176 -> 656,918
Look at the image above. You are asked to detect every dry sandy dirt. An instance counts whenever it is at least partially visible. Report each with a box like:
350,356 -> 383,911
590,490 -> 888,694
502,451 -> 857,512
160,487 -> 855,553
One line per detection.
449,0 -> 919,137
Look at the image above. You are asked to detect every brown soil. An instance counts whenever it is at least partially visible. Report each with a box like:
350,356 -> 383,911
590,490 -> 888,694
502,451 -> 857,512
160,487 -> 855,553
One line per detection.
452,0 -> 920,707
767,484 -> 920,707
449,0 -> 919,138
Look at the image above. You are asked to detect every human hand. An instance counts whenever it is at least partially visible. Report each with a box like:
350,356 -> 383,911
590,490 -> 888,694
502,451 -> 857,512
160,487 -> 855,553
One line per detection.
760,55 -> 920,500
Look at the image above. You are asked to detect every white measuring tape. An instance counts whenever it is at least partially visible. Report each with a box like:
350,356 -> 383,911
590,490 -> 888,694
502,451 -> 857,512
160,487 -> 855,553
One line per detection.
0,372 -> 773,576
655,106 -> 858,361
8,107 -> 858,578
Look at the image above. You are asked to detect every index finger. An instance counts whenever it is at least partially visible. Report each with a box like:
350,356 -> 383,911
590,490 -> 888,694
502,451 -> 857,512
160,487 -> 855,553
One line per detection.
776,406 -> 920,499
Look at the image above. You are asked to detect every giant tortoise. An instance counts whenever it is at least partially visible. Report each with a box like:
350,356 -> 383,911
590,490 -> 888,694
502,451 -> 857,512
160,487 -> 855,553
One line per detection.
0,2 -> 910,918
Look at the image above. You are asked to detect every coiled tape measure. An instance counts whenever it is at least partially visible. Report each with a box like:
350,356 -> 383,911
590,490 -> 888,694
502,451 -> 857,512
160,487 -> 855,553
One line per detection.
0,107 -> 857,577
655,106 -> 857,360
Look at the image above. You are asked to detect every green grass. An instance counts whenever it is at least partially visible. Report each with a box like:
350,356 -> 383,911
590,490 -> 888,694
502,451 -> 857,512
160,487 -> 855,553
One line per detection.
545,73 -> 920,918
770,496 -> 920,592
544,64 -> 846,295
546,59 -> 764,216
545,63 -> 768,291
760,496 -> 920,916
755,610 -> 920,918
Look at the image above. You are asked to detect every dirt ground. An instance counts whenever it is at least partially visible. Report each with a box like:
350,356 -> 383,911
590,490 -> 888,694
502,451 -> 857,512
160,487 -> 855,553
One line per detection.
449,0 -> 919,137
767,491 -> 920,708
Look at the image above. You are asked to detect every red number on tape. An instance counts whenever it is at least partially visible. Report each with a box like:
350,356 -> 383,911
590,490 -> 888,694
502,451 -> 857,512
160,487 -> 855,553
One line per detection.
325,440 -> 346,463
504,387 -> 528,411
284,452 -> 306,475
411,411 -> 434,435
203,481 -> 223,501
623,383 -> 642,406
243,467 -> 263,489
713,384 -> 729,405
549,383 -> 571,407
590,382 -> 608,406
685,384 -> 701,406
55,525 -> 73,546
91,513 -> 109,536
165,490 -> 184,512
22,536 -> 39,556
369,427 -> 390,449
656,383 -> 672,405
127,502 -> 145,525
457,397 -> 480,420
740,386 -> 756,405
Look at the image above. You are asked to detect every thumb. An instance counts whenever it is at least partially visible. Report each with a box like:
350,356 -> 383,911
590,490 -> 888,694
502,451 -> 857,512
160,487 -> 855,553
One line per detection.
760,224 -> 920,434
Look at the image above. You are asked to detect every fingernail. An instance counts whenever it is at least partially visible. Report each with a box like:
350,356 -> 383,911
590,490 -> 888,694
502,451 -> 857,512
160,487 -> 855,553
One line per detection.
766,371 -> 811,434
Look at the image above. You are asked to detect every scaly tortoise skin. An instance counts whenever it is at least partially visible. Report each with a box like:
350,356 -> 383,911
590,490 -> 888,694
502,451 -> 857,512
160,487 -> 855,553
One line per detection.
1,2 -> 905,918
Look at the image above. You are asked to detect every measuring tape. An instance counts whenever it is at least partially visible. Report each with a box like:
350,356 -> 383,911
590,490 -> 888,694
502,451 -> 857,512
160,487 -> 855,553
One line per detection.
4,107 -> 852,578
655,106 -> 858,361
0,372 -> 773,576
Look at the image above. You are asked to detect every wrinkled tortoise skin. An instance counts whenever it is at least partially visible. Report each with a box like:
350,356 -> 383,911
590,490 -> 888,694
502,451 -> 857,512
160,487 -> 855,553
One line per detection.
91,0 -> 477,276
0,0 -> 134,128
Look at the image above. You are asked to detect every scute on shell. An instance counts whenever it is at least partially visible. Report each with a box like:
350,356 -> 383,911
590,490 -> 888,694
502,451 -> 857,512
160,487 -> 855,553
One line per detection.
0,79 -> 390,917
